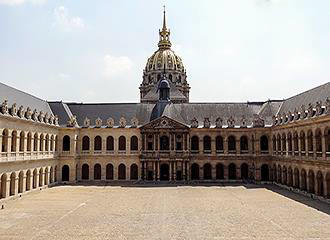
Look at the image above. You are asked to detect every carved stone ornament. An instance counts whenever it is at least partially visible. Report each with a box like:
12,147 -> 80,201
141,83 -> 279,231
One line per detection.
54,115 -> 59,125
241,116 -> 247,128
227,116 -> 235,128
190,118 -> 198,128
203,118 -> 211,128
107,117 -> 114,128
18,105 -> 25,118
307,103 -> 314,117
32,109 -> 38,121
315,101 -> 322,116
119,117 -> 126,128
326,97 -> 330,114
84,117 -> 90,128
10,103 -> 17,117
252,114 -> 264,128
272,115 -> 277,126
287,111 -> 292,122
95,117 -> 102,128
301,105 -> 307,119
44,112 -> 50,124
38,111 -> 44,122
293,108 -> 299,120
49,114 -> 55,125
131,117 -> 138,128
1,99 -> 8,114
67,115 -> 78,127
215,117 -> 223,128
26,107 -> 32,120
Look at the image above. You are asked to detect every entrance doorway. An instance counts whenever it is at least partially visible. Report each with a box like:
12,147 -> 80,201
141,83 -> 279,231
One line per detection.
160,164 -> 169,181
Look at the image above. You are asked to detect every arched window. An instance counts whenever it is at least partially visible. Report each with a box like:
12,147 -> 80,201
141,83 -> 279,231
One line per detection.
240,136 -> 248,153
216,164 -> 224,179
203,136 -> 211,152
228,163 -> 236,179
45,134 -> 49,151
293,132 -> 298,154
19,131 -> 25,152
50,135 -> 54,151
315,129 -> 322,154
228,136 -> 236,152
307,130 -> 313,153
62,165 -> 69,181
106,136 -> 114,151
176,134 -> 182,151
27,132 -> 32,152
261,164 -> 269,181
1,129 -> 8,152
11,131 -> 17,152
106,164 -> 113,180
241,163 -> 249,180
272,136 -> 276,153
203,163 -> 212,180
260,135 -> 269,152
287,133 -> 292,154
277,134 -> 281,153
281,134 -> 286,153
118,164 -> 126,180
82,136 -> 90,151
191,136 -> 199,152
130,136 -> 138,151
216,136 -> 223,152
82,164 -> 89,180
147,135 -> 153,150
130,164 -> 138,180
119,136 -> 126,151
33,133 -> 38,151
191,163 -> 199,180
39,134 -> 44,152
94,136 -> 102,151
94,164 -> 101,180
160,135 -> 169,151
62,135 -> 70,151
300,131 -> 306,154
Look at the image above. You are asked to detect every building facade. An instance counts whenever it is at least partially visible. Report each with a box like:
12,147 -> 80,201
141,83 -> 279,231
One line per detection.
0,10 -> 330,202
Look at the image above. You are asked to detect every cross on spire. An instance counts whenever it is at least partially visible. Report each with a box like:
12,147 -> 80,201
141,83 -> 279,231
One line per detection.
158,5 -> 171,49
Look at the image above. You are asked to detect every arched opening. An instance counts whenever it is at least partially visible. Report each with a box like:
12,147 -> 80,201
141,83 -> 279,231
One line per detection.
228,163 -> 236,180
62,165 -> 69,181
39,134 -> 44,152
39,168 -> 44,186
160,164 -> 170,181
44,168 -> 49,185
50,135 -> 54,152
307,130 -> 313,154
294,168 -> 300,188
241,163 -> 249,180
27,132 -> 32,152
273,165 -> 277,182
315,129 -> 322,154
118,164 -> 126,180
82,164 -> 89,180
261,164 -> 269,181
278,165 -> 282,184
203,136 -> 211,152
1,129 -> 8,152
19,131 -> 25,152
203,163 -> 212,180
118,136 -> 126,151
327,173 -> 330,199
18,171 -> 24,193
62,135 -> 70,151
316,171 -> 324,197
240,136 -> 248,153
106,164 -> 114,180
228,136 -> 236,152
216,163 -> 224,179
282,166 -> 287,185
130,136 -> 138,151
288,167 -> 293,186
216,136 -> 224,152
308,170 -> 315,194
160,135 -> 169,151
293,132 -> 298,154
106,136 -> 114,151
277,134 -> 281,154
191,163 -> 199,180
33,133 -> 38,151
281,134 -> 287,154
260,135 -> 269,152
301,169 -> 307,191
272,136 -> 276,154
11,131 -> 17,152
0,174 -> 7,198
300,131 -> 306,155
45,134 -> 49,152
94,164 -> 101,180
94,136 -> 102,151
130,164 -> 138,180
26,170 -> 31,191
54,166 -> 57,182
287,133 -> 292,154
33,169 -> 38,188
191,136 -> 199,152
10,172 -> 16,196
82,136 -> 90,151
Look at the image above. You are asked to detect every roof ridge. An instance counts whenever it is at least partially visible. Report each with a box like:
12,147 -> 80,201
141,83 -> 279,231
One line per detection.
0,82 -> 47,103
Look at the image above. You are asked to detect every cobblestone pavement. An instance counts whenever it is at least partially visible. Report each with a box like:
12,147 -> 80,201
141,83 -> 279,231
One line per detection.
0,184 -> 329,240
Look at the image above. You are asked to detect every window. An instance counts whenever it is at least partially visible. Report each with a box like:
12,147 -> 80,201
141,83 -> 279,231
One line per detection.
62,135 -> 70,151
130,136 -> 138,151
119,136 -> 126,151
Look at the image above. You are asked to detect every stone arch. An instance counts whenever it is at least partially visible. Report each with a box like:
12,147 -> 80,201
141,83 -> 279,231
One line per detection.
228,163 -> 237,180
130,136 -> 139,151
216,163 -> 224,179
260,135 -> 268,152
307,130 -> 313,153
282,166 -> 287,185
315,129 -> 322,153
203,163 -> 212,180
39,168 -> 44,186
11,130 -> 17,152
287,132 -> 292,154
203,136 -> 211,152
1,129 -> 9,152
33,168 -> 38,188
288,167 -> 293,187
82,164 -> 89,180
301,169 -> 307,191
82,136 -> 90,151
241,163 -> 249,180
215,136 -> 224,152
50,167 -> 54,184
130,164 -> 138,180
261,164 -> 269,181
228,136 -> 236,152
106,163 -> 114,180
0,173 -> 7,198
10,172 -> 16,196
316,171 -> 324,197
62,135 -> 70,151
300,131 -> 306,153
19,131 -> 25,152
44,167 -> 49,185
240,136 -> 248,152
94,164 -> 101,180
191,163 -> 199,180
106,136 -> 114,151
293,131 -> 299,153
26,169 -> 31,191
191,136 -> 199,151
294,168 -> 299,188
27,132 -> 32,151
62,165 -> 70,182
118,136 -> 126,151
18,171 -> 24,193
118,163 -> 126,180
94,136 -> 102,151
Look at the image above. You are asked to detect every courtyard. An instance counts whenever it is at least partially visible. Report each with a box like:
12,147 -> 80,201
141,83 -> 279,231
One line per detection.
0,184 -> 329,240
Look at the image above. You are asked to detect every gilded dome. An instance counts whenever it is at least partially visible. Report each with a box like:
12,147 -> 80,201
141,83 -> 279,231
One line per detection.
145,48 -> 185,72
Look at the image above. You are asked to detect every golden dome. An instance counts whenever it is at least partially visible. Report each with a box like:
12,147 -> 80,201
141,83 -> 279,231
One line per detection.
145,48 -> 185,72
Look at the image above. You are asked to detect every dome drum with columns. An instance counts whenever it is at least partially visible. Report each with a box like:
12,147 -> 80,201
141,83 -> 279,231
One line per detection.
140,9 -> 190,103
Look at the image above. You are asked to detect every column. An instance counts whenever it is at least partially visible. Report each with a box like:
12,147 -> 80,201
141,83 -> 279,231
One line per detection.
211,163 -> 216,180
16,131 -> 20,155
169,162 -> 172,181
298,136 -> 302,156
199,164 -> 203,180
5,177 -> 10,198
186,162 -> 190,181
313,135 -> 317,158
174,161 -> 177,180
14,176 -> 19,196
305,136 -> 309,157
0,128 -> 3,153
22,174 -> 26,193
182,161 -> 185,180
285,136 -> 289,156
322,134 -> 326,158
224,138 -> 228,154
224,165 -> 228,180
7,130 -> 12,156
199,137 -> 203,154
157,161 -> 160,181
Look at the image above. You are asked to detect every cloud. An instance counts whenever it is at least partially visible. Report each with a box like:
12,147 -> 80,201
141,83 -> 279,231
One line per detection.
53,6 -> 85,32
103,54 -> 133,78
0,0 -> 46,5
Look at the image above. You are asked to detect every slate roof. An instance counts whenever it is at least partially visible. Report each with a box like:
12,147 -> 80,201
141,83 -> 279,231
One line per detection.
0,82 -> 53,115
278,82 -> 330,115
142,82 -> 188,103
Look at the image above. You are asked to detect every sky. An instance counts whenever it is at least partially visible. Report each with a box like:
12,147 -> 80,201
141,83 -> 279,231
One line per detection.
0,0 -> 329,103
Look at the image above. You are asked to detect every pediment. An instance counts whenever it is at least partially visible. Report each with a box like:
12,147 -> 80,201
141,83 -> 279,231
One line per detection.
141,116 -> 189,130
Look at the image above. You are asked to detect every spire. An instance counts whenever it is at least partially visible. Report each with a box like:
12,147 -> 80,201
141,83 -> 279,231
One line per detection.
158,5 -> 171,49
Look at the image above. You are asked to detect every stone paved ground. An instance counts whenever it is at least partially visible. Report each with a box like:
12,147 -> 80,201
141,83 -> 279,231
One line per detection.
0,184 -> 329,240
